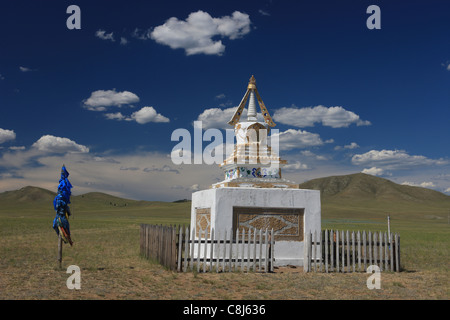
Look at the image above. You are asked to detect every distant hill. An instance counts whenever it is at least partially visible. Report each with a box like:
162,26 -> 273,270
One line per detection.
0,186 -> 56,207
0,186 -> 159,213
0,174 -> 448,216
298,173 -> 449,203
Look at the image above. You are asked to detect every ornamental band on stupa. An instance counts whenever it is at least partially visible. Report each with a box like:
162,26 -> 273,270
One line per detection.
190,76 -> 321,267
212,75 -> 298,189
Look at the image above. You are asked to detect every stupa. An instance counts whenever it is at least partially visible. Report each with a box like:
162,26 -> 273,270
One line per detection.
190,76 -> 321,267
212,75 -> 298,189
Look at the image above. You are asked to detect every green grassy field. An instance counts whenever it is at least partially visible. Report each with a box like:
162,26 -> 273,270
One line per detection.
0,187 -> 448,300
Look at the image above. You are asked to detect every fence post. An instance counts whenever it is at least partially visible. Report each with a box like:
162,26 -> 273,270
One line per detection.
303,231 -> 309,273
373,232 -> 378,270
384,231 -> 388,272
395,233 -> 400,272
223,229 -> 227,272
352,231 -> 355,273
335,230 -> 339,272
325,229 -> 329,273
264,228 -> 269,273
253,229 -> 257,272
357,231 -> 361,272
341,230 -> 345,272
345,230 -> 351,272
313,230 -> 317,272
228,229 -> 233,272
389,232 -> 394,272
241,228 -> 245,272
270,228 -> 274,273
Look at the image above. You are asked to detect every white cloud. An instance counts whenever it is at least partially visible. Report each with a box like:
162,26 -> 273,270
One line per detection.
273,105 -> 371,128
130,106 -> 170,124
335,142 -> 360,150
143,165 -> 180,174
301,150 -> 327,160
445,187 -> 450,194
104,112 -> 126,121
0,129 -> 16,144
19,66 -> 35,72
83,89 -> 140,111
283,161 -> 309,171
362,167 -> 388,176
189,184 -> 200,192
258,9 -> 270,16
120,37 -> 128,45
104,107 -> 170,124
272,129 -> 325,151
9,146 -> 25,151
196,107 -> 237,129
401,181 -> 436,188
32,135 -> 89,154
150,10 -> 251,56
95,29 -> 115,42
131,28 -> 150,40
196,106 -> 264,130
352,149 -> 448,170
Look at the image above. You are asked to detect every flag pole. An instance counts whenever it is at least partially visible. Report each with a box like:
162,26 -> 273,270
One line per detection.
57,233 -> 63,269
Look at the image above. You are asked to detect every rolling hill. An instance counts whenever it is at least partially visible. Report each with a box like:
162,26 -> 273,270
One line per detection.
298,173 -> 449,203
0,173 -> 448,218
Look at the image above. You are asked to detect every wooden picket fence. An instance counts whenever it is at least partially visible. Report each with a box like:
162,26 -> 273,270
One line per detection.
140,224 -> 274,273
304,229 -> 401,273
140,224 -> 178,271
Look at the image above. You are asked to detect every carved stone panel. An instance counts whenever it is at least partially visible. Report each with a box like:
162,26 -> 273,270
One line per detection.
233,207 -> 304,241
195,208 -> 211,238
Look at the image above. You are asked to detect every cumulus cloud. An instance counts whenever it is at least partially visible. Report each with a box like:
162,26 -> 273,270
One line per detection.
104,112 -> 126,121
83,89 -> 140,111
283,161 -> 309,171
335,142 -> 360,151
150,10 -> 251,56
95,29 -> 115,42
104,107 -> 170,124
0,129 -> 16,144
9,146 -> 25,151
143,165 -> 180,174
120,37 -> 128,45
362,167 -> 388,176
196,106 -> 264,130
401,181 -> 436,188
19,66 -> 35,72
273,105 -> 371,128
189,184 -> 200,192
130,107 -> 170,124
272,129 -> 325,151
32,135 -> 89,154
352,149 -> 448,170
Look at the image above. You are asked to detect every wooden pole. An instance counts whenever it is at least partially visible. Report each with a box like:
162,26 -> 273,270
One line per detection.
57,232 -> 63,269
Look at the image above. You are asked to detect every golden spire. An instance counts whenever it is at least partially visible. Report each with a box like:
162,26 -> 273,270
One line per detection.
227,75 -> 276,127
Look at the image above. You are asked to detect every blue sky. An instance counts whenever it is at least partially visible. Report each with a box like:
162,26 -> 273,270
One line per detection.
0,0 -> 449,200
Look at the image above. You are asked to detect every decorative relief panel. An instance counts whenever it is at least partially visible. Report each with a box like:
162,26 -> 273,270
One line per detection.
233,207 -> 304,241
195,208 -> 211,238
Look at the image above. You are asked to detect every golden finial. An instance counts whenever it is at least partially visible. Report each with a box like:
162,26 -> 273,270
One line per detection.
247,75 -> 256,90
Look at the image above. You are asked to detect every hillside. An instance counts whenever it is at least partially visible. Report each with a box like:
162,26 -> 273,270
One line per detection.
0,174 -> 448,217
299,173 -> 449,203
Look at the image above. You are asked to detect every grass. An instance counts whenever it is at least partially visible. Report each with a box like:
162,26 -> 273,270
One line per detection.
0,197 -> 449,300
